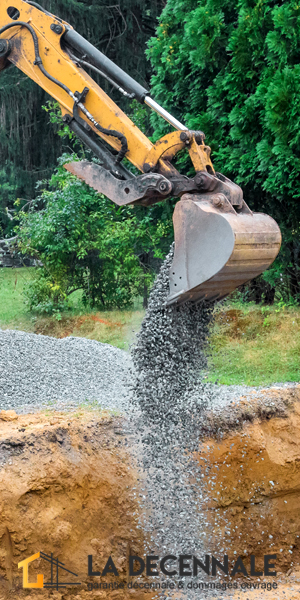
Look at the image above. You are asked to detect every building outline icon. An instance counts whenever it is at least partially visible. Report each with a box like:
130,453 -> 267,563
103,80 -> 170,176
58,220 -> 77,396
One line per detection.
18,551 -> 81,589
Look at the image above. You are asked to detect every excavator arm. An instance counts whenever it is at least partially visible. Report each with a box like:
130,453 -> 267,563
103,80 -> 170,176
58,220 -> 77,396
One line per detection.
0,0 -> 281,304
0,0 -> 212,196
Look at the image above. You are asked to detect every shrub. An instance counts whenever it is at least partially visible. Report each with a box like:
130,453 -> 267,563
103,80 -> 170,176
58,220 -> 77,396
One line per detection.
18,154 -> 173,312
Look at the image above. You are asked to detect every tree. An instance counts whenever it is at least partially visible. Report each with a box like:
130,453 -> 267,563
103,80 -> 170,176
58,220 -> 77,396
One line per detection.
147,0 -> 300,302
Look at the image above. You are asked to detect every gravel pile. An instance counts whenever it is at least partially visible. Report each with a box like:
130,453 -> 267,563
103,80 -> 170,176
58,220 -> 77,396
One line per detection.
0,329 -> 131,413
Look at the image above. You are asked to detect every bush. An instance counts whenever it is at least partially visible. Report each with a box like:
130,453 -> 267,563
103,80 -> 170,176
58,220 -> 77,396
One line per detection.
18,154 -> 173,312
24,272 -> 70,315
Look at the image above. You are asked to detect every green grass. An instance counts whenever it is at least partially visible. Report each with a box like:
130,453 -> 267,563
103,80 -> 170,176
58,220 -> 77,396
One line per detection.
207,302 -> 300,386
0,267 -> 35,328
0,267 -> 144,350
0,268 -> 299,385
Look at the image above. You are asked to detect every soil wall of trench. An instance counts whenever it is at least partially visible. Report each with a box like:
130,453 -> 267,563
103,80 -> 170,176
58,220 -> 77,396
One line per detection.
201,386 -> 300,571
0,409 -> 145,600
1,386 -> 300,599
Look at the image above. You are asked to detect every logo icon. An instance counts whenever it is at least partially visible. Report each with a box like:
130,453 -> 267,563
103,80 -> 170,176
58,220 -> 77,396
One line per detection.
18,551 -> 81,589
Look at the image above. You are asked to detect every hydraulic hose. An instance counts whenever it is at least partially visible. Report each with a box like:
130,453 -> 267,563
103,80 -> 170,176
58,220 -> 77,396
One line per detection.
68,50 -> 135,99
64,28 -> 148,104
0,21 -> 128,162
0,21 -> 71,95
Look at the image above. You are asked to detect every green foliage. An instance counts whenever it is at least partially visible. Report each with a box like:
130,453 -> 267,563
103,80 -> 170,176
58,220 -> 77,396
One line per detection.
128,99 -> 153,138
0,164 -> 19,237
147,0 -> 300,301
42,101 -> 79,143
17,154 -> 173,312
24,272 -> 70,316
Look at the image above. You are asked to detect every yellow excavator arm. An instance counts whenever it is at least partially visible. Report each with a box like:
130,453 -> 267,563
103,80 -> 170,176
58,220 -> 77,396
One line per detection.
0,0 -> 281,304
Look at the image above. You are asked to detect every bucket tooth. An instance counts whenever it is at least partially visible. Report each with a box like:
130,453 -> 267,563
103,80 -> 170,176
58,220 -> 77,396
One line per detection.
167,194 -> 281,305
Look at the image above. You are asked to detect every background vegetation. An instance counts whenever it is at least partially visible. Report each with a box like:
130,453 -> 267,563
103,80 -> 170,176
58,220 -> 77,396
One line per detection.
0,0 -> 299,384
0,0 -> 164,236
1,267 -> 299,384
148,0 -> 300,303
2,0 -> 300,304
18,152 -> 173,312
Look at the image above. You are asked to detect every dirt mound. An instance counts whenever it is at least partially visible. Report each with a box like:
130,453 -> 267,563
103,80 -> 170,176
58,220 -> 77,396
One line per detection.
0,410 -> 146,599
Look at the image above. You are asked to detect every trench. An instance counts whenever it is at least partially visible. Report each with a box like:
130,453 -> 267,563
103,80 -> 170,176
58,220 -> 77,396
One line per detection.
0,386 -> 300,599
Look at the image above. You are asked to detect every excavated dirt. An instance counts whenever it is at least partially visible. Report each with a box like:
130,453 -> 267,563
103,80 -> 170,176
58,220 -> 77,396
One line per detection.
1,387 -> 300,599
0,409 -> 148,600
201,388 -> 300,560
198,386 -> 300,598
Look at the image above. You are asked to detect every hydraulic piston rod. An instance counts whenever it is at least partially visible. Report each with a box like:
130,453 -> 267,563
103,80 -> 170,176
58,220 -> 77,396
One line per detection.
64,29 -> 187,132
144,97 -> 187,131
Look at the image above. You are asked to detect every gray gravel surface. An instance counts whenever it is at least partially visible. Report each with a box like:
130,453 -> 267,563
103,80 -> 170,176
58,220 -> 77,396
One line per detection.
0,329 -> 132,413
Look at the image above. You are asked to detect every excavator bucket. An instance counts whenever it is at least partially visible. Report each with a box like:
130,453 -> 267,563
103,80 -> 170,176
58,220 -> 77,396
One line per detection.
167,194 -> 281,305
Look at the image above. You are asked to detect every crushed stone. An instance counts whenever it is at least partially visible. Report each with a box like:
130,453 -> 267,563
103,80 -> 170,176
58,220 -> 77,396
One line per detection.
130,245 -> 221,598
0,329 -> 131,413
131,244 -> 214,427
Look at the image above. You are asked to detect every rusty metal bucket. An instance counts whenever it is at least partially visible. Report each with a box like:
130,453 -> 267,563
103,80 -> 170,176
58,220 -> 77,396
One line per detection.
167,194 -> 281,305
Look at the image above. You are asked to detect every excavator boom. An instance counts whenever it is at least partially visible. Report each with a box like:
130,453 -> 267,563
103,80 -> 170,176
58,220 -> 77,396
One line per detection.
0,0 -> 281,303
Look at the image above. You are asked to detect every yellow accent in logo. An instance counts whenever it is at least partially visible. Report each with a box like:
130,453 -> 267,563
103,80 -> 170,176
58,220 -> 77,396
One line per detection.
18,552 -> 44,588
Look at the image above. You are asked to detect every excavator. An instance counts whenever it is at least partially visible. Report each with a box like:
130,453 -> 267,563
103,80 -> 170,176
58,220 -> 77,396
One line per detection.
0,0 -> 281,305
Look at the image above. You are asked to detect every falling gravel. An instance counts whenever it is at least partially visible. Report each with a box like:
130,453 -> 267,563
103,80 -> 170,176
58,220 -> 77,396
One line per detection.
132,244 -> 214,425
131,245 -> 221,598
0,330 -> 131,413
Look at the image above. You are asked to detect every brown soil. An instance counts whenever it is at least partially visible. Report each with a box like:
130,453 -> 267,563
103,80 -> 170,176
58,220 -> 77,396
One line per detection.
33,314 -> 125,340
2,387 -> 300,599
0,409 -> 148,600
200,387 -> 300,578
212,307 -> 279,340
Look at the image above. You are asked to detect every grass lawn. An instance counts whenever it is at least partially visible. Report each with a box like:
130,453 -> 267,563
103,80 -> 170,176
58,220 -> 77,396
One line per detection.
0,267 -> 299,384
208,302 -> 300,386
0,267 -> 144,350
0,267 -> 35,329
